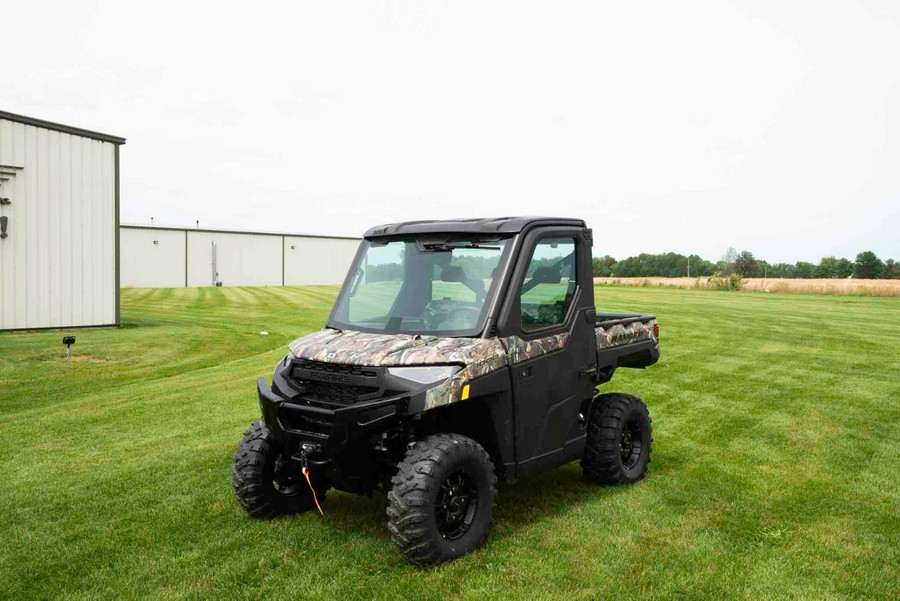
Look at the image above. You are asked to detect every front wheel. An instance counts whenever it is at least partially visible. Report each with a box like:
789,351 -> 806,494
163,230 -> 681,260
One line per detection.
387,434 -> 497,567
581,393 -> 653,485
231,420 -> 328,518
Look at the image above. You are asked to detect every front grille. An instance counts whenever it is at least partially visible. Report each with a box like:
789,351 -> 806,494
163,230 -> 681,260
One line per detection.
294,359 -> 379,378
289,359 -> 382,408
303,381 -> 376,405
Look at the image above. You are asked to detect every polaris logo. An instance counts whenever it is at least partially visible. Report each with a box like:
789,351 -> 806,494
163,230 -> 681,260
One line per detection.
302,370 -> 352,384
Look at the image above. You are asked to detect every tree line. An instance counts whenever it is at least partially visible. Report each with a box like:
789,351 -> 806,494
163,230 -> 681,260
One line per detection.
592,248 -> 900,279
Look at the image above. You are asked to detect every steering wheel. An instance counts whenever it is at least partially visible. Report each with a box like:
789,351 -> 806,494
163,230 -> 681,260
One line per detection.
448,306 -> 482,323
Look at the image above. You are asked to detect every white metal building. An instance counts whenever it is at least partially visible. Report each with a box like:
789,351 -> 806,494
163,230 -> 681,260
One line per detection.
0,111 -> 124,331
120,225 -> 359,288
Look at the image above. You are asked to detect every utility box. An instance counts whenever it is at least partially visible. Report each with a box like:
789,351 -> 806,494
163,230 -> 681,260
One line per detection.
0,111 -> 125,331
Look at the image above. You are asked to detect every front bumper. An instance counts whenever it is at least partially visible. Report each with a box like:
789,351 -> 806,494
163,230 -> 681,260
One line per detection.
257,377 -> 404,461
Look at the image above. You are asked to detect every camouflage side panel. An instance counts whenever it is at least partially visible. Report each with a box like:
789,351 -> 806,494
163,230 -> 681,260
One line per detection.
423,332 -> 569,409
289,330 -> 511,411
500,332 -> 569,365
288,328 -> 572,410
595,318 -> 658,351
423,341 -> 508,409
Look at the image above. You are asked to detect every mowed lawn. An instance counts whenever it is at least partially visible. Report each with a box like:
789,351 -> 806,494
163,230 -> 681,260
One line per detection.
1,286 -> 898,600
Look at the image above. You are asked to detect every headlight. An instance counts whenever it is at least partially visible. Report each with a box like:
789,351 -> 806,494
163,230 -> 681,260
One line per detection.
386,365 -> 462,385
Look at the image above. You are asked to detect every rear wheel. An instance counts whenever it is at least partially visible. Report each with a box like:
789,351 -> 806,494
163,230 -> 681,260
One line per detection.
581,393 -> 652,485
387,434 -> 497,567
231,420 -> 328,518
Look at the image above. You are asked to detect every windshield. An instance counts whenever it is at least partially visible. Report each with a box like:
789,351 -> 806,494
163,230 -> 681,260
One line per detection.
329,236 -> 512,336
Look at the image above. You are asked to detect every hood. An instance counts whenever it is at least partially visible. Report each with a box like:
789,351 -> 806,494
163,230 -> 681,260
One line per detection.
288,329 -> 507,368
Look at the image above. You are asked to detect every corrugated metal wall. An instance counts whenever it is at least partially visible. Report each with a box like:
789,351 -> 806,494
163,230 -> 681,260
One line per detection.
120,226 -> 360,288
120,227 -> 186,288
187,231 -> 282,287
0,118 -> 118,330
284,235 -> 359,285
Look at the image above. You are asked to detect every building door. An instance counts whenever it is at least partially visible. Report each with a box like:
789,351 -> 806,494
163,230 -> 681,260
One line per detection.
0,163 -> 23,329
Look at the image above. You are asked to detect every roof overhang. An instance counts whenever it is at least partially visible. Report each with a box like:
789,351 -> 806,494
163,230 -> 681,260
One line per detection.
0,110 -> 126,145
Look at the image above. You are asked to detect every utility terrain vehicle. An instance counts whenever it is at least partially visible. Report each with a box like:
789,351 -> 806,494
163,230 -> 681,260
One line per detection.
232,217 -> 659,566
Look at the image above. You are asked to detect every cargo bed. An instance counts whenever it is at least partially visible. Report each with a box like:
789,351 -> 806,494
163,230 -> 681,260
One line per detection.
594,313 -> 659,371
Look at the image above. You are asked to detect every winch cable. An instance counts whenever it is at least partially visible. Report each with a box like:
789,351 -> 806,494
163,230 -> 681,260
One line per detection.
301,467 -> 324,516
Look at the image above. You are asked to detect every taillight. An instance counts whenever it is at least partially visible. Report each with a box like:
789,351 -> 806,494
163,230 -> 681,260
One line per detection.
653,323 -> 660,339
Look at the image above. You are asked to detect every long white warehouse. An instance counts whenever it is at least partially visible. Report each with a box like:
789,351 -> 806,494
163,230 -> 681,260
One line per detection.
120,225 -> 359,288
0,111 -> 125,331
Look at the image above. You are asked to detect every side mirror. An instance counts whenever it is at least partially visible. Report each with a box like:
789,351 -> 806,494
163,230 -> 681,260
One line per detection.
532,266 -> 561,284
350,268 -> 364,296
440,265 -> 466,282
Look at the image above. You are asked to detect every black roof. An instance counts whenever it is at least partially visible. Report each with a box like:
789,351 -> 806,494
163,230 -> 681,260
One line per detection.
364,216 -> 585,238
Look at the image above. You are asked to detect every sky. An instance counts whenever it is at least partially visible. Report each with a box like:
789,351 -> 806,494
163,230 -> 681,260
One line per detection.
2,0 -> 898,264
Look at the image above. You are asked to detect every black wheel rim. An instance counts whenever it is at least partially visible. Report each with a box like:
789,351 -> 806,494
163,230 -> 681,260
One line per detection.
272,477 -> 300,496
435,470 -> 478,541
620,418 -> 644,470
270,454 -> 301,497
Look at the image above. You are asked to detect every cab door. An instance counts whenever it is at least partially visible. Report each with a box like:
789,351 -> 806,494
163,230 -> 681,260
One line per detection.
499,228 -> 596,478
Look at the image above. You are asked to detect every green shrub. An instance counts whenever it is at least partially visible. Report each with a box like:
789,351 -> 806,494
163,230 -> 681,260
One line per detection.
708,273 -> 745,291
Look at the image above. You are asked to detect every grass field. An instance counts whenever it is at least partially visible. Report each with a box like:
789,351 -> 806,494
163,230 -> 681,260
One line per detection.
1,286 -> 898,600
